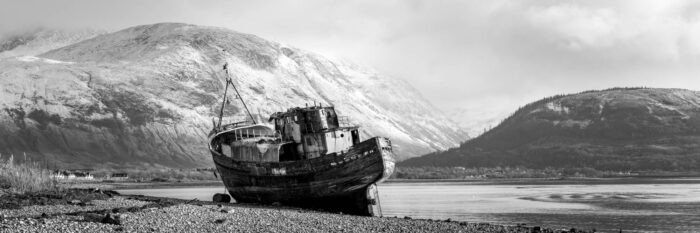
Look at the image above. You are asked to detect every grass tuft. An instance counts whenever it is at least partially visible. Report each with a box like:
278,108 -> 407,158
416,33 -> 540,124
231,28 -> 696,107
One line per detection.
0,154 -> 58,194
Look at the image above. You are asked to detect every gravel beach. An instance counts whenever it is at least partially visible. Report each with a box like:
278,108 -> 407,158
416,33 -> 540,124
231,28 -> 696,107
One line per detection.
0,190 -> 590,233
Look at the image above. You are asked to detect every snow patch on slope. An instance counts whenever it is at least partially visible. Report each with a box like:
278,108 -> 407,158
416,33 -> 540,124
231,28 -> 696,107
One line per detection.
546,101 -> 570,114
553,119 -> 592,129
652,101 -> 690,120
0,28 -> 104,58
17,56 -> 73,64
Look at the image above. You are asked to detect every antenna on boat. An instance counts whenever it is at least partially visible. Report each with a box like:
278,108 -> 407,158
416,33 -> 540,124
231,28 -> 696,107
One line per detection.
218,63 -> 257,128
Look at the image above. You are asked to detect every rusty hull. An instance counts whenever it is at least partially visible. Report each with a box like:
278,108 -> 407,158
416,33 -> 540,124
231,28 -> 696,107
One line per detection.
210,136 -> 394,215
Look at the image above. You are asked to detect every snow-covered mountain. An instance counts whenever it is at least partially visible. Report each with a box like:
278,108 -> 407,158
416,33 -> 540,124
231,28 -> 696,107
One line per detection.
0,23 -> 466,169
0,28 -> 105,58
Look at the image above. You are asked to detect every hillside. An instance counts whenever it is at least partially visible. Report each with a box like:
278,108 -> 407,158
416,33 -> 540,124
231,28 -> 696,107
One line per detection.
446,107 -> 506,138
400,88 -> 700,172
0,28 -> 104,58
0,23 -> 466,169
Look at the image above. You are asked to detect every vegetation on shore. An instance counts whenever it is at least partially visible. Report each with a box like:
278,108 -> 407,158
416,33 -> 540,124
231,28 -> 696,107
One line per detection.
391,166 -> 599,179
91,168 -> 217,182
0,154 -> 58,194
0,153 -> 217,196
390,166 -> 699,180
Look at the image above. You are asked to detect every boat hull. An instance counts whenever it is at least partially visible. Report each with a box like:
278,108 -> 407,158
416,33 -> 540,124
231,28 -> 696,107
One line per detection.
210,136 -> 394,215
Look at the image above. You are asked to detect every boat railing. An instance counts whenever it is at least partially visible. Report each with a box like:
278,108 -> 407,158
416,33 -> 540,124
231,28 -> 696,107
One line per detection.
230,128 -> 280,141
217,118 -> 253,129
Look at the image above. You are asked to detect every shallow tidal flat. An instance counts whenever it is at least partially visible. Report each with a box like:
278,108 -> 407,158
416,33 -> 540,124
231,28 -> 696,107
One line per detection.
0,191 -> 585,233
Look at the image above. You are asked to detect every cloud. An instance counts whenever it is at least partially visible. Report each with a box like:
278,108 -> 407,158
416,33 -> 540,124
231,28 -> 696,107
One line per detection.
523,1 -> 700,62
527,4 -> 618,50
1,0 -> 699,127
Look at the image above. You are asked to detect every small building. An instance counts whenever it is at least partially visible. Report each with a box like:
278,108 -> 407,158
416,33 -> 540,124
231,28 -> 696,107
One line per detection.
110,173 -> 129,180
50,169 -> 94,180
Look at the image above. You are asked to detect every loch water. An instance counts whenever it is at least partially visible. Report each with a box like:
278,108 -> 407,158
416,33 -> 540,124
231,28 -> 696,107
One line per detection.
118,179 -> 700,232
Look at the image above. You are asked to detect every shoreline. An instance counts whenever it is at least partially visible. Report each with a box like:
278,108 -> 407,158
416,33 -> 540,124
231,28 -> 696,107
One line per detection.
385,176 -> 700,185
103,180 -> 224,190
0,188 -> 592,233
90,176 -> 700,190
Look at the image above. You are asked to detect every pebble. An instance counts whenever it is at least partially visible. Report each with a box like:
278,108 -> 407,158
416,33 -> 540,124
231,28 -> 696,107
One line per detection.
68,200 -> 82,205
101,213 -> 121,225
214,219 -> 226,224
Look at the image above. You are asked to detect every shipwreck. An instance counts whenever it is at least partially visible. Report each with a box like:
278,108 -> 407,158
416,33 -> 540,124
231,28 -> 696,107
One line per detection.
207,64 -> 395,216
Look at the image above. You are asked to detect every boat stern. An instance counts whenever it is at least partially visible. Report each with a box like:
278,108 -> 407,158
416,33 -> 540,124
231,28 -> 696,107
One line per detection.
376,137 -> 395,184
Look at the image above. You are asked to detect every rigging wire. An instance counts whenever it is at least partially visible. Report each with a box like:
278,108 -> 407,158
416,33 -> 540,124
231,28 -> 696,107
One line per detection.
218,63 -> 257,128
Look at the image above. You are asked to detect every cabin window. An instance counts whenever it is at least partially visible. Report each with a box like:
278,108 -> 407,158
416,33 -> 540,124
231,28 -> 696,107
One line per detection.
306,139 -> 313,146
340,133 -> 344,138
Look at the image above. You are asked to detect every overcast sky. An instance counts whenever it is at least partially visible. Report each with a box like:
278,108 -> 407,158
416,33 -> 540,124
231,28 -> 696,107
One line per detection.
2,0 -> 700,122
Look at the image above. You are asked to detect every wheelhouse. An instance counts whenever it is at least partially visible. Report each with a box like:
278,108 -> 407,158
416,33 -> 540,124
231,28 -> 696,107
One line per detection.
211,105 -> 362,163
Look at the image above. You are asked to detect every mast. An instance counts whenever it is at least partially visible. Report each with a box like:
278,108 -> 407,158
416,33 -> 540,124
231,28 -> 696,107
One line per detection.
219,63 -> 257,126
217,70 -> 231,128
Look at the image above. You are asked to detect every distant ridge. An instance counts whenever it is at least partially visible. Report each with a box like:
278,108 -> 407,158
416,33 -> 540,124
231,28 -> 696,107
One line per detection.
0,28 -> 104,58
400,87 -> 700,172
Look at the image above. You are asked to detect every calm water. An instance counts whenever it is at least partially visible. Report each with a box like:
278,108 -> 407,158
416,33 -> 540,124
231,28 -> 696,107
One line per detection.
118,179 -> 700,232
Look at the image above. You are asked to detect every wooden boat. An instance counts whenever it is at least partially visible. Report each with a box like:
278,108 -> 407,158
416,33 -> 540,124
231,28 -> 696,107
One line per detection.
207,64 -> 395,216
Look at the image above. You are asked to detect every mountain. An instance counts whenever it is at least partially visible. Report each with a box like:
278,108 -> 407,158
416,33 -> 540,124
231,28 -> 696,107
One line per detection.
0,23 -> 466,169
0,28 -> 105,58
446,107 -> 507,138
400,88 -> 700,172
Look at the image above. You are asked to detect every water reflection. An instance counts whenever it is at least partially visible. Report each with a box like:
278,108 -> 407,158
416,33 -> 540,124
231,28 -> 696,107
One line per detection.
379,182 -> 700,232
